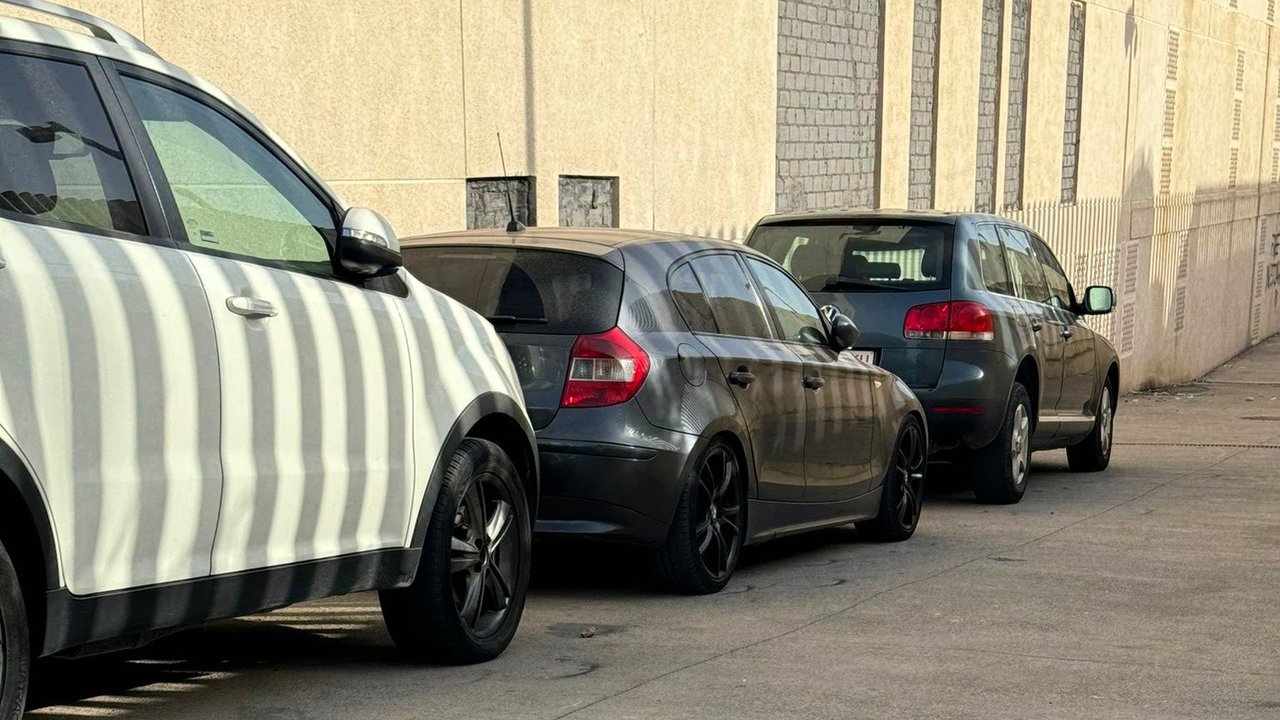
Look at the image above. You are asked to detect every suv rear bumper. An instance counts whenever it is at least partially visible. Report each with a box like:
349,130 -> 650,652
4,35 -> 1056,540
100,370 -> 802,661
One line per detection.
912,348 -> 1016,453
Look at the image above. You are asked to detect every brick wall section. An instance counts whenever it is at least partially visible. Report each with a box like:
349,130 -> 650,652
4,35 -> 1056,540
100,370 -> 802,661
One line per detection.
1003,0 -> 1031,210
908,0 -> 939,209
558,176 -> 619,227
974,0 -> 1003,214
1060,1 -> 1086,204
776,0 -> 884,212
466,177 -> 536,229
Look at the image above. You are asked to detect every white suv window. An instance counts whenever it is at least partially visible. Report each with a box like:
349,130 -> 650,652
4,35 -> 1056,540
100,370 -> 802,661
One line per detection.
121,76 -> 335,275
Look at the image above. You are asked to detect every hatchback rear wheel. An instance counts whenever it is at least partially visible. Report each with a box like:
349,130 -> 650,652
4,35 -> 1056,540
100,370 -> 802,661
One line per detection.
656,438 -> 744,595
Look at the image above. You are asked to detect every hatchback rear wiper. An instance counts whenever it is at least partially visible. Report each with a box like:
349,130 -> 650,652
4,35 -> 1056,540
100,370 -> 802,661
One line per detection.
486,315 -> 549,324
820,279 -> 907,292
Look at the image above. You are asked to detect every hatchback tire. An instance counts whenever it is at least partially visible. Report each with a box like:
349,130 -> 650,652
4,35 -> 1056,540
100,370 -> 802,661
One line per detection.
380,439 -> 531,664
857,416 -> 927,541
1067,381 -> 1115,472
656,438 -> 745,595
970,382 -> 1032,505
0,541 -> 30,720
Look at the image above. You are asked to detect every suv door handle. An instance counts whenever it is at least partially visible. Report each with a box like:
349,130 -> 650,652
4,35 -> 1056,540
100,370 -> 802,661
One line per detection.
727,367 -> 756,388
1030,319 -> 1044,332
1060,327 -> 1074,339
226,295 -> 278,319
802,375 -> 825,390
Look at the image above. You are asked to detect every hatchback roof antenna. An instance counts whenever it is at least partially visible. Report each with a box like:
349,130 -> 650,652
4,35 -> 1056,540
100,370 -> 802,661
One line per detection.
497,133 -> 525,233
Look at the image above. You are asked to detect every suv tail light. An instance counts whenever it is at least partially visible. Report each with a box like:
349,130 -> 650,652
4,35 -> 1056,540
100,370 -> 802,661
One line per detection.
560,327 -> 651,408
904,301 -> 994,341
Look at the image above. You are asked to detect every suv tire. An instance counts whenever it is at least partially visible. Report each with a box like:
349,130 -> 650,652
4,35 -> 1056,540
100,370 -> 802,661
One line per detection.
0,541 -> 30,720
380,439 -> 531,665
1067,381 -> 1115,472
656,438 -> 744,595
970,382 -> 1032,505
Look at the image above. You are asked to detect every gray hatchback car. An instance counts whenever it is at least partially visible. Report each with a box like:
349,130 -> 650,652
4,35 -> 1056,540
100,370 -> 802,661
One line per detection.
402,228 -> 928,594
746,211 -> 1119,505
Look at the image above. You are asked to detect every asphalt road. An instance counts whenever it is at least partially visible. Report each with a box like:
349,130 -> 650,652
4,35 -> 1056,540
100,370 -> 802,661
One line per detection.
25,339 -> 1280,719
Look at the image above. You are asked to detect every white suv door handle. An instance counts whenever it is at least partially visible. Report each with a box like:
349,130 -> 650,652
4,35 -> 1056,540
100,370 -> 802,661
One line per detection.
226,295 -> 277,319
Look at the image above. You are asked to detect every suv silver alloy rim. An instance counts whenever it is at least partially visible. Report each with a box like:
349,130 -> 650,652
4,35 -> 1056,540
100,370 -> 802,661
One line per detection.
696,446 -> 742,581
1010,403 -> 1030,486
450,475 -> 516,639
1100,386 -> 1114,457
894,423 -> 927,530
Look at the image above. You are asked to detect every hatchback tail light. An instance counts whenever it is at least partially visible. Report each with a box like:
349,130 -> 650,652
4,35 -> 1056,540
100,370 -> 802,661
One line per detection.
903,301 -> 994,341
560,327 -> 651,408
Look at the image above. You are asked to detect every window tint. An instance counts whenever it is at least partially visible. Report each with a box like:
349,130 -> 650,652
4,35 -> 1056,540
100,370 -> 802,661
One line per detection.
747,221 -> 952,293
975,225 -> 1014,295
122,77 -> 334,273
688,255 -> 772,339
669,263 -> 718,333
1030,236 -> 1072,309
403,247 -> 623,335
745,257 -> 827,345
0,52 -> 145,235
998,226 -> 1050,304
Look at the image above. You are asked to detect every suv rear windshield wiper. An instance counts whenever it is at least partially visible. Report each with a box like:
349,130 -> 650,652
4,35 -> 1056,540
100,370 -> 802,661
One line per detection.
820,279 -> 909,293
486,315 -> 549,324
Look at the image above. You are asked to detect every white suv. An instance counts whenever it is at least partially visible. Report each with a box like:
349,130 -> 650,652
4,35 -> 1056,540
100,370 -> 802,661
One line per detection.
0,1 -> 538,714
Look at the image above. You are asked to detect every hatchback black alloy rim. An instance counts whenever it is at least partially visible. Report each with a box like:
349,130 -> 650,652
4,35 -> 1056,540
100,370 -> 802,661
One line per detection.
450,473 -> 517,638
893,424 -> 927,530
696,447 -> 742,581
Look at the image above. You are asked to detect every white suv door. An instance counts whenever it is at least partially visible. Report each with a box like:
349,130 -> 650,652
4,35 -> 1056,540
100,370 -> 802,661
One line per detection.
0,46 -> 222,595
116,72 -> 416,574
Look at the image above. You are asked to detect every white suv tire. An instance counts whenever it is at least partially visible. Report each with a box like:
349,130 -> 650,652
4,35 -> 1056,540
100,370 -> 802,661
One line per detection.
0,541 -> 29,720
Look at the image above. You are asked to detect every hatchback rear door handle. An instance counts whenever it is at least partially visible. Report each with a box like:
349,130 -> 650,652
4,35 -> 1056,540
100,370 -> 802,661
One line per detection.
802,375 -> 825,390
226,295 -> 277,319
727,368 -> 755,388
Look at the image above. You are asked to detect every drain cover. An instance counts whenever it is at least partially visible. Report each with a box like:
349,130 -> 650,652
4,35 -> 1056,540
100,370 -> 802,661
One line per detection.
1115,441 -> 1280,449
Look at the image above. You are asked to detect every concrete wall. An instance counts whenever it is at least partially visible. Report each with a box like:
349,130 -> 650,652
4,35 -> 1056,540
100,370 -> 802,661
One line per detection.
15,0 -> 1280,389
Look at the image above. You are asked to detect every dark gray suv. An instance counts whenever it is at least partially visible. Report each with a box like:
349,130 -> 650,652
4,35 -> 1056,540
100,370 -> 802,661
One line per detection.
747,211 -> 1119,505
402,228 -> 928,594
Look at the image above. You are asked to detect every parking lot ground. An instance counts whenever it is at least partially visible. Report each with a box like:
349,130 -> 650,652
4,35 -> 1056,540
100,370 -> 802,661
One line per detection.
25,337 -> 1280,719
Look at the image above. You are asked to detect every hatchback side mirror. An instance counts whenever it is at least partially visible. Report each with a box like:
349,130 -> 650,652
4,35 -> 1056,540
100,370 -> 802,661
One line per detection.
829,312 -> 861,351
1080,285 -> 1115,315
337,207 -> 402,278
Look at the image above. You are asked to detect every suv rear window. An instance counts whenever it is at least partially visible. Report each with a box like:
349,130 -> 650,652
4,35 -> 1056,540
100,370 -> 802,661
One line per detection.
748,221 -> 952,293
403,246 -> 624,334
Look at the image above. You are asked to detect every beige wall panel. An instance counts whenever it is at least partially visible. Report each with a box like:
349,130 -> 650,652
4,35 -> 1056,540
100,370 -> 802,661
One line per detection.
1125,17 -> 1167,203
461,0 -> 531,176
1075,4 -> 1129,201
652,0 -> 776,239
335,181 -> 465,238
8,0 -> 140,33
932,0 -> 980,211
1021,0 -> 1070,205
140,0 -> 466,183
1177,32 -> 1233,193
879,0 -> 914,209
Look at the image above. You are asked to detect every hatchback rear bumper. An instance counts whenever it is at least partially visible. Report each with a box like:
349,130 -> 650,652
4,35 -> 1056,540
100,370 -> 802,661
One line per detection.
913,348 -> 1017,453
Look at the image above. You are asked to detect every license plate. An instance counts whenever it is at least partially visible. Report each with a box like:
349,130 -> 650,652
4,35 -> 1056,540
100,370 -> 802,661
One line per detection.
849,350 -> 876,365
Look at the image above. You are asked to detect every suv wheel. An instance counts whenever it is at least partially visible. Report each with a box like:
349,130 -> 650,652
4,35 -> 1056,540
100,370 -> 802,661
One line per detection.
1067,381 -> 1115,472
970,382 -> 1032,505
0,541 -> 30,720
380,439 -> 531,664
656,438 -> 744,595
857,416 -> 927,542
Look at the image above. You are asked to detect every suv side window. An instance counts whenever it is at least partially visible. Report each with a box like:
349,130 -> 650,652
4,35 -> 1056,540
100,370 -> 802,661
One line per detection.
121,76 -> 336,275
975,225 -> 1014,296
688,254 -> 773,339
669,262 -> 719,333
998,226 -> 1051,305
0,51 -> 146,235
743,256 -> 828,345
1030,235 -> 1073,310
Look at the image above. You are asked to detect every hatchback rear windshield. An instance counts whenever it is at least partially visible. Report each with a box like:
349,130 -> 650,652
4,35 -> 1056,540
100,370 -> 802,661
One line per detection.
403,246 -> 624,334
748,221 -> 953,293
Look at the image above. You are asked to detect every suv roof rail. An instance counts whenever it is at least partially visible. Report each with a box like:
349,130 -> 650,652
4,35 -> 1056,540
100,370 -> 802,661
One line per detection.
0,0 -> 156,56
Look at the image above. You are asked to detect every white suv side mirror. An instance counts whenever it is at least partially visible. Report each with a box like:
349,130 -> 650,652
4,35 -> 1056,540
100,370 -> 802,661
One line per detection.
337,207 -> 402,277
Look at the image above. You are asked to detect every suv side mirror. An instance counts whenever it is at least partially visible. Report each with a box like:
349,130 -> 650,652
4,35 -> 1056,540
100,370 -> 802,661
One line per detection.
1080,285 -> 1115,315
827,310 -> 861,351
337,207 -> 402,278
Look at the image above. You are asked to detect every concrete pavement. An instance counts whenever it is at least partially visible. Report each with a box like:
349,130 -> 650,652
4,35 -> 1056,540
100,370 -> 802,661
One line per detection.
25,338 -> 1280,719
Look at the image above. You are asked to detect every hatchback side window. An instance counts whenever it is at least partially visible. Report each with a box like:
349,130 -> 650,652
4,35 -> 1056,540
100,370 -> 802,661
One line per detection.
1030,236 -> 1073,310
975,226 -> 1014,296
688,255 -> 773,339
744,256 -> 828,345
121,77 -> 335,275
998,226 -> 1051,305
0,51 -> 146,235
669,262 -> 718,334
